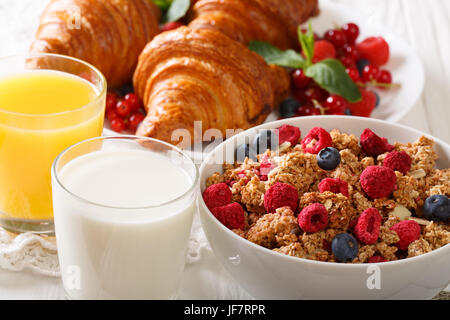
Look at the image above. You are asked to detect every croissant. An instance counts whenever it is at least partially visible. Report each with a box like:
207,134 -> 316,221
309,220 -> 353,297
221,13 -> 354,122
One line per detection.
30,0 -> 161,88
133,27 -> 290,145
188,0 -> 319,49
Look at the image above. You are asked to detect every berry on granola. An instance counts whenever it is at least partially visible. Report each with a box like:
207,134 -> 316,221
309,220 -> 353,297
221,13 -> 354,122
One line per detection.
204,125 -> 450,263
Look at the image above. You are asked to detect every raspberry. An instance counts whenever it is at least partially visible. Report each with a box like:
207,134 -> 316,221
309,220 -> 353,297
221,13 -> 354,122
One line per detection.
318,178 -> 349,197
202,183 -> 232,210
301,127 -> 333,154
354,208 -> 382,244
264,183 -> 298,213
368,255 -> 387,263
360,166 -> 397,199
360,128 -> 394,157
356,36 -> 390,67
277,124 -> 301,146
390,220 -> 421,250
383,151 -> 412,175
348,89 -> 376,117
211,202 -> 246,230
312,40 -> 336,63
298,203 -> 328,233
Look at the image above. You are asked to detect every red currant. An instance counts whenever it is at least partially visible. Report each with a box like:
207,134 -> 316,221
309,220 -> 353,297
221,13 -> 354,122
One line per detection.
304,86 -> 329,103
324,29 -> 347,48
110,118 -> 126,133
342,23 -> 360,44
124,93 -> 142,111
362,64 -> 380,82
340,55 -> 356,68
323,95 -> 348,115
106,92 -> 119,111
291,69 -> 311,89
115,99 -> 133,118
161,21 -> 184,32
342,44 -> 360,60
106,109 -> 119,121
296,106 -> 321,116
128,112 -> 145,131
293,90 -> 308,105
376,69 -> 392,84
346,67 -> 361,83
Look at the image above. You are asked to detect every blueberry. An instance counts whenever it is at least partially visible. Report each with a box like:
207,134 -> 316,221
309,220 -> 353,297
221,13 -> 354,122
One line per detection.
253,130 -> 278,154
345,109 -> 352,116
372,90 -> 380,108
236,143 -> 257,162
279,98 -> 300,118
331,233 -> 359,263
423,195 -> 450,222
356,59 -> 370,76
116,82 -> 134,96
317,147 -> 341,170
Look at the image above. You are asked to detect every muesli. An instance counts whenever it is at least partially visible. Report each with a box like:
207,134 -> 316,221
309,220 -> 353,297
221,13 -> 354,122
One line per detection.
203,125 -> 450,263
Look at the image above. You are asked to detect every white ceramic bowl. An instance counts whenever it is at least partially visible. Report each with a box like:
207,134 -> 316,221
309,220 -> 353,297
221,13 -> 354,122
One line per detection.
198,116 -> 450,300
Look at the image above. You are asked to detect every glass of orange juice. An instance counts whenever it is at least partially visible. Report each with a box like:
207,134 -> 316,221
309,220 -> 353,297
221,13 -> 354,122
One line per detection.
0,53 -> 106,234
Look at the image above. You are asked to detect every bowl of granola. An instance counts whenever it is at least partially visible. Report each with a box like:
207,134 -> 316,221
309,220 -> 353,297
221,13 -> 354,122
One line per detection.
198,116 -> 450,299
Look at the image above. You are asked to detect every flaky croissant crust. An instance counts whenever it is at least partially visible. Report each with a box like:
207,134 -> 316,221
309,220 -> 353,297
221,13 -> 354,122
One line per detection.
133,27 -> 290,145
30,0 -> 161,88
189,0 -> 319,49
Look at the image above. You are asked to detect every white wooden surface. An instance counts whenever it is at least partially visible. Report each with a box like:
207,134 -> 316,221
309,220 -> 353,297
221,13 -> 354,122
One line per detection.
0,0 -> 448,299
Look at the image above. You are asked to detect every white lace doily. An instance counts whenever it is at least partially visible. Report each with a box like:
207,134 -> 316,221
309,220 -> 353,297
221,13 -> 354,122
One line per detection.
0,212 -> 211,278
0,227 -> 60,277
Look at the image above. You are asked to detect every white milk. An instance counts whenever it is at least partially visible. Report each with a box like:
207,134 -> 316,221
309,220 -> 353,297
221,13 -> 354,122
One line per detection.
52,150 -> 196,300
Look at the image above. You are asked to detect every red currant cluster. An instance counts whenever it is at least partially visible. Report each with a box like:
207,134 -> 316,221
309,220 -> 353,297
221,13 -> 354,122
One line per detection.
282,22 -> 395,119
105,92 -> 146,133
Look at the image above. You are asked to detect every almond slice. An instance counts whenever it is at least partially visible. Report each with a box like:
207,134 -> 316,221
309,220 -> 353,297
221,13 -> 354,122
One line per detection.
279,141 -> 291,153
391,204 -> 412,221
408,217 -> 430,226
410,168 -> 426,179
324,199 -> 333,210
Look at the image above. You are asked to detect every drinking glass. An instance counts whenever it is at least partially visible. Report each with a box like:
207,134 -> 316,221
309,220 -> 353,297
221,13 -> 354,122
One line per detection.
0,53 -> 106,234
51,136 -> 198,300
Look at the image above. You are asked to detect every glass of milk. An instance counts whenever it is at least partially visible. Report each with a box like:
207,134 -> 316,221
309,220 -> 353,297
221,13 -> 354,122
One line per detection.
51,136 -> 198,300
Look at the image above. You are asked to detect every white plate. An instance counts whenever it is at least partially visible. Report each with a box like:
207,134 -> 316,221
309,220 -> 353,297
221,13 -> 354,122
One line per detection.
267,1 -> 425,123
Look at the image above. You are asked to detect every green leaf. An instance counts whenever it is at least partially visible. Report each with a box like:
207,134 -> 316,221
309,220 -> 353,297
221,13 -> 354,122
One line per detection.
166,0 -> 190,22
151,0 -> 173,11
305,59 -> 362,102
297,22 -> 315,67
249,41 -> 305,69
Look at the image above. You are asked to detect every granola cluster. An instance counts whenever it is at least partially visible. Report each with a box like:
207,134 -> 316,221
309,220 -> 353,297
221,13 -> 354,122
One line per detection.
205,126 -> 450,263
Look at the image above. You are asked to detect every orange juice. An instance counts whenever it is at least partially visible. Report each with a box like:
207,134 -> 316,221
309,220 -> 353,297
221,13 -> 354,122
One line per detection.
0,70 -> 105,221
